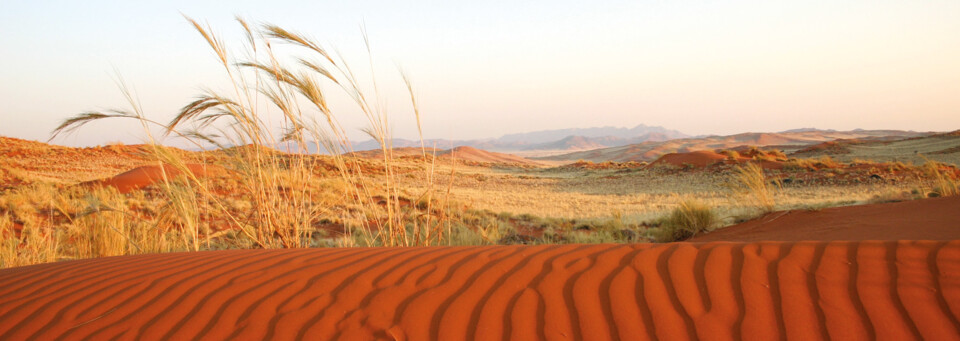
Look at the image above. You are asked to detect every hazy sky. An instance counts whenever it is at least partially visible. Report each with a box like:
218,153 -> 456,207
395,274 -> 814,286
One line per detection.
2,1 -> 959,146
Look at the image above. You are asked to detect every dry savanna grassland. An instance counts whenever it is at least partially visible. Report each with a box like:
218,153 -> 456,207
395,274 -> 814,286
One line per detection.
2,18 -> 960,340
3,132 -> 959,267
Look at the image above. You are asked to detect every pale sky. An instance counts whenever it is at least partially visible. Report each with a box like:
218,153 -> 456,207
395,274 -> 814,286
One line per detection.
1,1 -> 959,147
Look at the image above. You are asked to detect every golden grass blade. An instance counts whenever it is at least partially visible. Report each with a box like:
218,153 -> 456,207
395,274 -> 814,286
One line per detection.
183,15 -> 229,68
50,111 -> 137,141
261,24 -> 335,65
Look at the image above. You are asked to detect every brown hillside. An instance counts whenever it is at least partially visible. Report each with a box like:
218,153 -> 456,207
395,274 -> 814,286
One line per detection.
0,137 -> 177,187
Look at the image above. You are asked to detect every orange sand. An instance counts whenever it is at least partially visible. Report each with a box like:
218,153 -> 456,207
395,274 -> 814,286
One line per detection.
692,195 -> 960,242
1,242 -> 958,340
79,164 -> 223,194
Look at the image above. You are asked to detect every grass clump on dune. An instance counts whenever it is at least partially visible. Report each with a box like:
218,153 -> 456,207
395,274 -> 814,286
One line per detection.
650,200 -> 716,242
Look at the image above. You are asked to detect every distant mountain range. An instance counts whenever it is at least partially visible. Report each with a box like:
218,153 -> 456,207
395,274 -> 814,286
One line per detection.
305,124 -> 689,154
537,129 -> 927,162
496,124 -> 686,143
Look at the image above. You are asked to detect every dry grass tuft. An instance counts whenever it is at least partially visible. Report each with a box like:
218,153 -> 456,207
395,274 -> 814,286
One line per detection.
652,200 -> 716,242
923,161 -> 959,197
728,162 -> 778,213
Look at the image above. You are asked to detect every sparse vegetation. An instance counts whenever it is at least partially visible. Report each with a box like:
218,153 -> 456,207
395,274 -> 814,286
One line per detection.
728,162 -> 778,213
651,200 -> 717,242
720,150 -> 740,160
46,17 -> 455,249
923,161 -> 959,197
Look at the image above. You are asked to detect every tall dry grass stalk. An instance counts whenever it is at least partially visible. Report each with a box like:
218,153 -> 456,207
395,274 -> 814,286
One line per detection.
729,162 -> 779,213
0,184 -> 192,267
0,214 -> 59,268
922,161 -> 959,197
50,16 -> 447,250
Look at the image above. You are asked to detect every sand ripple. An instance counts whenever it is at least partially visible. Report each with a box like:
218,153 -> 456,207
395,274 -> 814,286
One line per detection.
0,242 -> 958,340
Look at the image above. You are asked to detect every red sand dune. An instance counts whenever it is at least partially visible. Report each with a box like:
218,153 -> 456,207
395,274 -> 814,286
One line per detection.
80,163 -> 224,194
793,140 -> 855,155
439,146 -> 541,166
650,150 -> 730,168
1,242 -> 959,340
650,150 -> 789,169
693,195 -> 960,242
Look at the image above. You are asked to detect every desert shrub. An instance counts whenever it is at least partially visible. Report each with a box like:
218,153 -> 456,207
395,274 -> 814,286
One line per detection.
923,161 -> 959,197
752,151 -> 777,162
889,161 -> 911,172
720,150 -> 740,160
815,155 -> 841,169
570,217 -> 624,234
767,149 -> 787,160
652,200 -> 716,242
783,158 -> 817,171
868,189 -> 923,204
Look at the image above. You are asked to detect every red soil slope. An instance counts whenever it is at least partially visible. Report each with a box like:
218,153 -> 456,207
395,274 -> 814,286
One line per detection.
80,164 -> 224,194
0,137 -> 152,187
692,195 -> 960,242
439,146 -> 541,166
1,242 -> 959,340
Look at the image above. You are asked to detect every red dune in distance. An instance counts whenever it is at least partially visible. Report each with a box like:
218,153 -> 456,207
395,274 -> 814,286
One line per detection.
439,146 -> 541,165
650,150 -> 730,167
1,241 -> 959,340
650,150 -> 788,169
347,146 -> 541,166
692,195 -> 960,242
347,147 -> 442,159
79,163 -> 224,193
